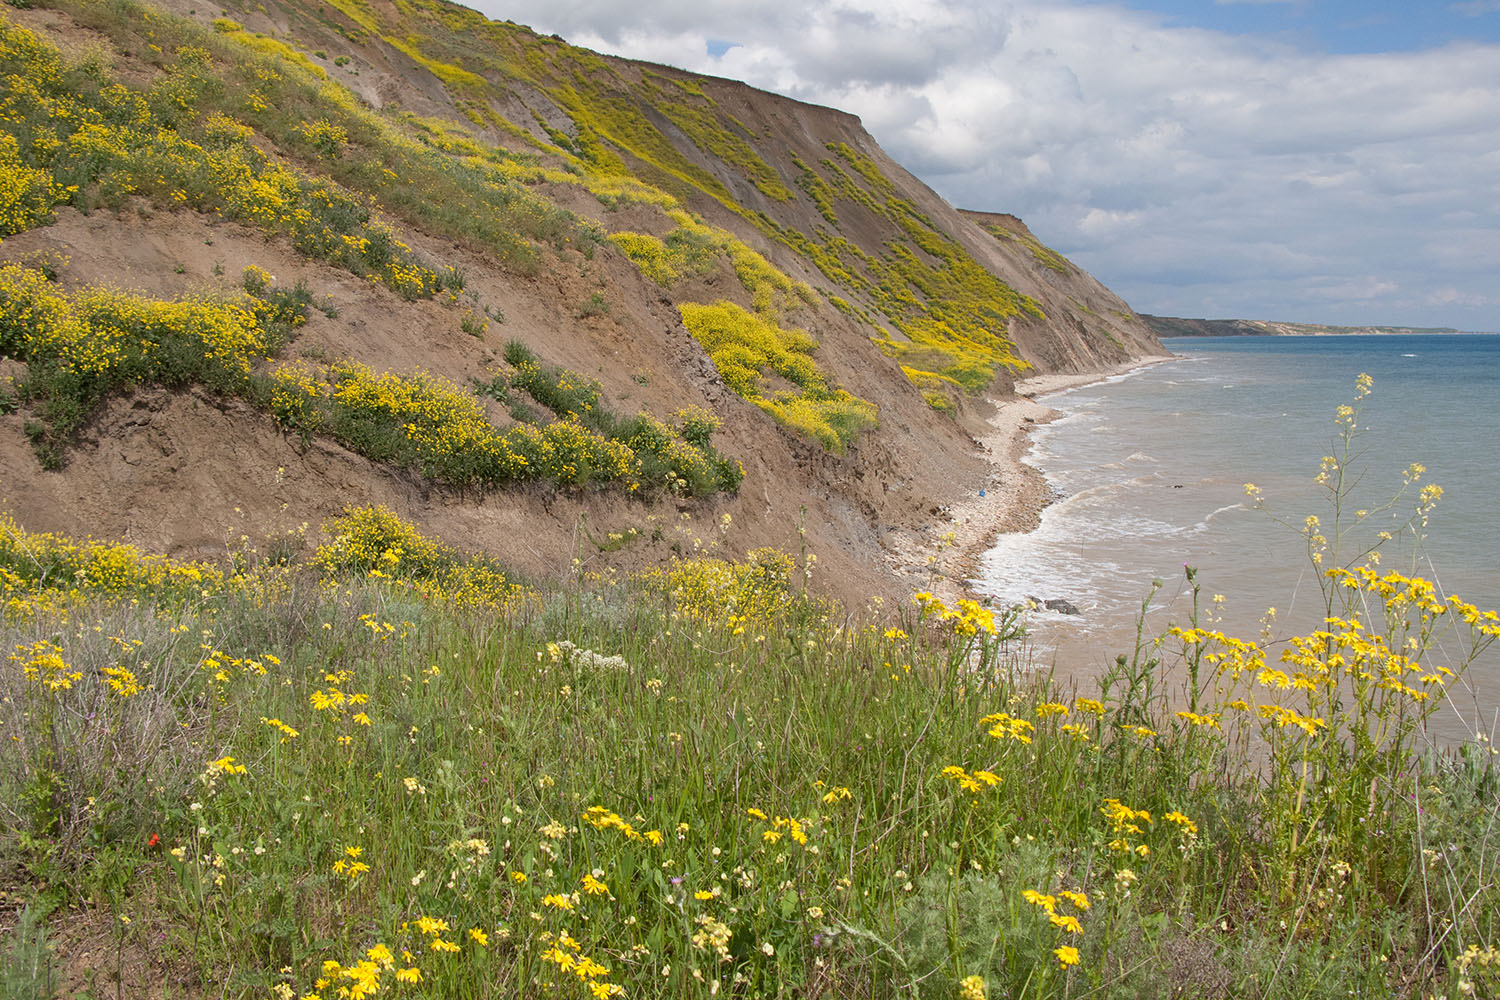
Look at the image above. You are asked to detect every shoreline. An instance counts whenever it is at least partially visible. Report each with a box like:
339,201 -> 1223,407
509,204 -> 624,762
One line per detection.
910,355 -> 1177,605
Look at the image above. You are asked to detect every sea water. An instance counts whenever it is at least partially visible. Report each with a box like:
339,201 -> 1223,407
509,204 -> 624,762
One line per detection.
975,334 -> 1499,740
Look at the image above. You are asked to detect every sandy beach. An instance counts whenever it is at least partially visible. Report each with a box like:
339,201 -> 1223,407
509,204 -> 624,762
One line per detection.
906,356 -> 1176,603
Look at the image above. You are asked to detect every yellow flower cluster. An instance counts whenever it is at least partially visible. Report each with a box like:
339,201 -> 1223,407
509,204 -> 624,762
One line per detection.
1102,798 -> 1153,858
12,639 -> 82,692
274,360 -> 653,490
641,547 -> 823,633
940,765 -> 1002,795
745,807 -> 812,846
913,592 -> 1000,638
1022,885 -> 1090,966
0,263 -> 266,380
982,712 -> 1035,745
313,506 -> 530,615
0,132 -> 63,235
678,300 -> 876,452
0,263 -> 311,464
581,805 -> 665,846
540,931 -> 623,998
0,513 -> 222,618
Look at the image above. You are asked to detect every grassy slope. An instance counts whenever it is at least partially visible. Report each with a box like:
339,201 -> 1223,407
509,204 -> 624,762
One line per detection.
2,385 -> 1500,999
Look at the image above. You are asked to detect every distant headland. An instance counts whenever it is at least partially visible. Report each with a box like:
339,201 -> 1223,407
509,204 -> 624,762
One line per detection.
1139,314 -> 1484,337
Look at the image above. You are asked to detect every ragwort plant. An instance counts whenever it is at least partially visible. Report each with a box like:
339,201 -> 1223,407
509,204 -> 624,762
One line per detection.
0,261 -> 310,466
1163,375 -> 1499,909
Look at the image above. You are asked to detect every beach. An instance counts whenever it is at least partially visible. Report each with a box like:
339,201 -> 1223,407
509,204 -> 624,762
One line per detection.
903,356 -> 1176,603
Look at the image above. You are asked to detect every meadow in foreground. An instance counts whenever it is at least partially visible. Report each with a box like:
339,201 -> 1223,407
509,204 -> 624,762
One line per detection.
1,378 -> 1498,999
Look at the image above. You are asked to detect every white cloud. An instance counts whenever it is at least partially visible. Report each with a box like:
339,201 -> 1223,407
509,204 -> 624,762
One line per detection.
467,0 -> 1500,329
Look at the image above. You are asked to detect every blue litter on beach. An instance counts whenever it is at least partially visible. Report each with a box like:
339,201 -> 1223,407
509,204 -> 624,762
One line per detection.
978,489 -> 986,497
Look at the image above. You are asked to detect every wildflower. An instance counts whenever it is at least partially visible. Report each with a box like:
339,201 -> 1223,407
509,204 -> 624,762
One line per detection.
261,717 -> 300,740
102,666 -> 143,697
1163,811 -> 1199,836
414,916 -> 450,936
468,928 -> 488,946
206,756 -> 247,775
1055,945 -> 1080,967
394,967 -> 421,984
983,713 -> 1035,744
942,765 -> 983,794
1049,913 -> 1083,934
1022,889 -> 1057,913
430,938 -> 460,954
1060,890 -> 1090,910
959,975 -> 986,1000
582,874 -> 609,895
1175,710 -> 1221,729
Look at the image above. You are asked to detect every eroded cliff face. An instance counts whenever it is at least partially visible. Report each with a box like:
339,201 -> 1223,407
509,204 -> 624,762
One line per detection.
0,0 -> 1163,605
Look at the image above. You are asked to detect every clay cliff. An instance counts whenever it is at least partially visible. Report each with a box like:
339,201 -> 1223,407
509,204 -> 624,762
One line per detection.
0,0 -> 1163,605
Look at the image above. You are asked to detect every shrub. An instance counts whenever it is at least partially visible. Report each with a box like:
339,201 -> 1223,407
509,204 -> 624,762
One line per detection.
679,300 -> 877,451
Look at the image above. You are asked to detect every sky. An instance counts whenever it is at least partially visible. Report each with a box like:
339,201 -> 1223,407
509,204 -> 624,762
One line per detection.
467,0 -> 1500,329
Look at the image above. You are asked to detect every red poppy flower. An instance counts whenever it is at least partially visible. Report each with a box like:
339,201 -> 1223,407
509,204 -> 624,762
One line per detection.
147,833 -> 160,848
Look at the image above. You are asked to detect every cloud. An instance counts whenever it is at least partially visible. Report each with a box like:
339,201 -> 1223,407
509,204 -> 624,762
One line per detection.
468,0 -> 1500,328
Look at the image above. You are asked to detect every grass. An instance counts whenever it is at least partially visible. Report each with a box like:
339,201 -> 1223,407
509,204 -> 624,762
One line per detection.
1,380 -> 1498,999
978,220 -> 1073,275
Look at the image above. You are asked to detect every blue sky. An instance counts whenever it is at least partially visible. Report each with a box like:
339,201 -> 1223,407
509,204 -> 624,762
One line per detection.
1097,0 -> 1500,53
473,0 -> 1500,330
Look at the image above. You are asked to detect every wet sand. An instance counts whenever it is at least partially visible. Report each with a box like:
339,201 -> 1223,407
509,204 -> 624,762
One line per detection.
911,357 -> 1175,604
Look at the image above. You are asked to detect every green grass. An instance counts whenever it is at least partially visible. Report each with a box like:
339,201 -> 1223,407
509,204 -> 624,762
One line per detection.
2,382 -> 1496,999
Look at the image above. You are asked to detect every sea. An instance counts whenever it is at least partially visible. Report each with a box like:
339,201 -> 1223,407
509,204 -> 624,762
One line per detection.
974,333 -> 1499,742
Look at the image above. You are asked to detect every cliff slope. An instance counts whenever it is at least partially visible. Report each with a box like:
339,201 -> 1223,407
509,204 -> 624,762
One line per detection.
0,0 -> 1162,604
